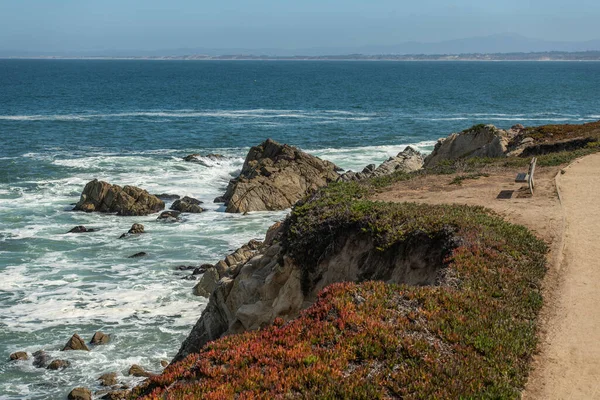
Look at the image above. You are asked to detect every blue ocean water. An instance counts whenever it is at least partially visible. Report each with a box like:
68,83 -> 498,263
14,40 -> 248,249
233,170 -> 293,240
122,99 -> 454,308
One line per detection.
1,60 -> 599,399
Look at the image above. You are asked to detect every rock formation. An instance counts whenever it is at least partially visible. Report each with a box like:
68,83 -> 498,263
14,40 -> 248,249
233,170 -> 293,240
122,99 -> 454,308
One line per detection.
62,334 -> 90,351
90,331 -> 110,345
424,124 -> 515,168
170,196 -> 204,213
47,359 -> 70,370
183,153 -> 226,167
157,210 -> 181,222
119,223 -> 145,238
338,146 -> 424,181
32,350 -> 48,368
73,179 -> 164,216
98,372 -> 118,386
218,139 -> 339,213
67,226 -> 97,233
68,387 -> 92,400
9,351 -> 28,361
174,220 -> 455,362
128,364 -> 154,378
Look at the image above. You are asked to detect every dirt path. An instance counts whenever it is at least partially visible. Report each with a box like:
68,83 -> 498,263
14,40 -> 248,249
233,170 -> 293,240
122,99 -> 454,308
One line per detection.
523,153 -> 600,399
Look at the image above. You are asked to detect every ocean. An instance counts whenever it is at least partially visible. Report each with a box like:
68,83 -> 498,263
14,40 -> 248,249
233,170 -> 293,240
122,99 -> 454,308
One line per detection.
1,60 -> 599,399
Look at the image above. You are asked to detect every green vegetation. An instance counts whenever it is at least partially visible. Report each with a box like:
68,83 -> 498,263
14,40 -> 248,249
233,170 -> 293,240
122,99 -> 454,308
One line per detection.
462,123 -> 489,133
132,182 -> 547,399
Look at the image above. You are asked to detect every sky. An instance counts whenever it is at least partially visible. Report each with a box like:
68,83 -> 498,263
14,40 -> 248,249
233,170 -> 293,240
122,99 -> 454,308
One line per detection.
1,0 -> 600,52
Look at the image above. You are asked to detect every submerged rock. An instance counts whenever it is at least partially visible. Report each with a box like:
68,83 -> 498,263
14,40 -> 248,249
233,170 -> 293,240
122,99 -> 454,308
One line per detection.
338,146 -> 424,182
67,226 -> 98,233
98,372 -> 118,386
90,331 -> 110,345
219,139 -> 339,213
157,210 -> 181,222
183,153 -> 226,166
47,359 -> 70,370
119,223 -> 145,238
153,193 -> 180,201
32,350 -> 48,368
170,196 -> 204,213
62,334 -> 90,351
73,179 -> 164,216
68,387 -> 92,400
9,351 -> 28,361
424,124 -> 514,168
128,252 -> 147,259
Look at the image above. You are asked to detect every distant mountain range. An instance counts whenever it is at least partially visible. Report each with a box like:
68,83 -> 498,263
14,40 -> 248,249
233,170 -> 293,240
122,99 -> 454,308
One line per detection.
3,33 -> 600,58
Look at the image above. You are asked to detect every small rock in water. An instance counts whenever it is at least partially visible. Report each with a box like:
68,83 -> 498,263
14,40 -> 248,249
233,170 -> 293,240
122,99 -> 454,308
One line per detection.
128,364 -> 153,377
9,351 -> 28,361
192,264 -> 212,275
213,195 -> 226,203
68,387 -> 92,400
47,359 -> 70,370
128,252 -> 147,259
98,372 -> 118,386
62,334 -> 90,351
181,275 -> 197,280
160,360 -> 169,368
153,193 -> 180,201
156,210 -> 181,222
32,350 -> 49,368
119,223 -> 145,238
68,226 -> 97,233
174,265 -> 196,271
170,196 -> 204,213
90,331 -> 110,345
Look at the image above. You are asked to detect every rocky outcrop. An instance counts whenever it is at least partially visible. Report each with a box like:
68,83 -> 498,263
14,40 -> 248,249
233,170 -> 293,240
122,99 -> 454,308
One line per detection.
128,364 -> 154,378
90,331 -> 110,345
192,240 -> 263,298
219,139 -> 339,213
153,193 -> 180,201
183,153 -> 226,167
73,179 -> 164,216
424,124 -> 515,168
170,196 -> 204,213
157,210 -> 181,222
68,226 -> 98,233
9,351 -> 28,361
338,146 -> 424,181
68,387 -> 92,400
47,359 -> 70,370
98,372 -> 118,386
62,334 -> 90,351
173,221 -> 455,362
119,223 -> 144,238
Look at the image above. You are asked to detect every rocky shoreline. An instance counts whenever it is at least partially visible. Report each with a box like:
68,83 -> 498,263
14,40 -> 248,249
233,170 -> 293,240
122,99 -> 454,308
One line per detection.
9,121 -> 600,398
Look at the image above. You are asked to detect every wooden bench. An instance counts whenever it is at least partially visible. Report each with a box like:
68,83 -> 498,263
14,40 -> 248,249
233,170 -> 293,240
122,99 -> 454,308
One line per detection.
515,157 -> 537,195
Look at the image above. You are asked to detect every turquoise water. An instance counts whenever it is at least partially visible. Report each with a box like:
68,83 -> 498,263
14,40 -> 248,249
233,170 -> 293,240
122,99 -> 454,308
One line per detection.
1,60 -> 600,399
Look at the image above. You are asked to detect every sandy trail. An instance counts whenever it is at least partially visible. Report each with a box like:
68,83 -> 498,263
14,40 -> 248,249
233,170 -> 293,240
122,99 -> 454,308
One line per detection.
524,154 -> 600,399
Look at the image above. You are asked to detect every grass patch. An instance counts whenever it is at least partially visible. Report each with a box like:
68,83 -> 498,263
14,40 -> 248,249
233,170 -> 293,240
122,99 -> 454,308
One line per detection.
132,184 -> 548,399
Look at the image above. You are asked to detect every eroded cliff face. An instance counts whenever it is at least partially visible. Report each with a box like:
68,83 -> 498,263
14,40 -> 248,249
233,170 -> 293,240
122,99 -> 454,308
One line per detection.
173,221 -> 457,362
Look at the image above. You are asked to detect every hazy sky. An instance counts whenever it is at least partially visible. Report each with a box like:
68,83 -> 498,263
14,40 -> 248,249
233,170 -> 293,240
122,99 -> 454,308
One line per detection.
1,0 -> 599,51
